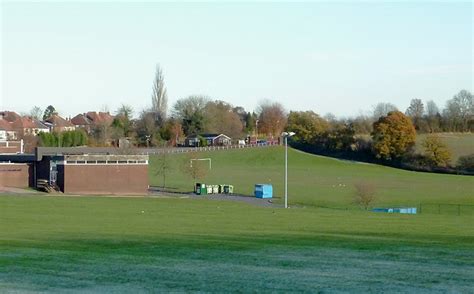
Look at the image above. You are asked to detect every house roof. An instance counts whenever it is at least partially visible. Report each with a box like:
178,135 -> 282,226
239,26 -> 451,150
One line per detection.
18,117 -> 38,129
86,111 -> 114,125
187,133 -> 231,139
0,111 -> 21,123
0,119 -> 13,131
45,114 -> 75,128
71,113 -> 91,126
35,120 -> 49,129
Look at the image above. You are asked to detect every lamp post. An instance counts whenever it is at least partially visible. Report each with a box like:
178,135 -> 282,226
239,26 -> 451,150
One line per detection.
255,119 -> 259,143
281,131 -> 295,208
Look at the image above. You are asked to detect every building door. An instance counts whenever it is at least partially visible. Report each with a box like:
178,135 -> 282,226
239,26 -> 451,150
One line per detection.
49,161 -> 58,185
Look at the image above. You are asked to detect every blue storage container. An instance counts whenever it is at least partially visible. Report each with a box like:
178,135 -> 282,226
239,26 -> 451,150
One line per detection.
255,184 -> 273,198
372,207 -> 417,214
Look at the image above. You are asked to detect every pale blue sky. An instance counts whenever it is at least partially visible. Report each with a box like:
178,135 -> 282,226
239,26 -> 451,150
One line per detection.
1,1 -> 472,118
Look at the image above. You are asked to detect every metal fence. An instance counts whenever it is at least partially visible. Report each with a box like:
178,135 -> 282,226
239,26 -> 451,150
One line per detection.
35,142 -> 279,159
142,142 -> 280,155
418,203 -> 474,216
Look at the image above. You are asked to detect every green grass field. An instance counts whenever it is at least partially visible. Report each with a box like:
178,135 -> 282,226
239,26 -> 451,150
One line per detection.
1,147 -> 473,292
1,195 -> 473,292
149,146 -> 474,209
416,132 -> 474,163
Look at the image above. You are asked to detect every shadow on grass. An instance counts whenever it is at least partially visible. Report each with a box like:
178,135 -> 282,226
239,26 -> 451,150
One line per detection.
1,233 -> 473,293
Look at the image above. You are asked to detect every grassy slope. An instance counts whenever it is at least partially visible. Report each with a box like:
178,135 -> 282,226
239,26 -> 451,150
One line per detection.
416,133 -> 474,163
149,146 -> 474,208
1,196 -> 473,292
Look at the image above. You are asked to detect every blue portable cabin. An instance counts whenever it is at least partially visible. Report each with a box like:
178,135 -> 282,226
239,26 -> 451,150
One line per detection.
255,184 -> 273,199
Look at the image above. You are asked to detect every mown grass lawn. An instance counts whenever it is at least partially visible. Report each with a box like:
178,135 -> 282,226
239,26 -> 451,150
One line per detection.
149,146 -> 474,209
1,195 -> 473,292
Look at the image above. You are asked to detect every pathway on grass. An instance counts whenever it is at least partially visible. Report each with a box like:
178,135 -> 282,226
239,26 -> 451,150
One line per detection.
149,187 -> 281,208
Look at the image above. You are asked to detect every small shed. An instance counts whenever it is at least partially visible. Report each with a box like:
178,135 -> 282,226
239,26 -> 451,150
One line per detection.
255,184 -> 273,198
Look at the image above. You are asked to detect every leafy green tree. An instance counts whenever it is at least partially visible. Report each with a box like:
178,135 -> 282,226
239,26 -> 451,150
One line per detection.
112,104 -> 133,138
245,112 -> 256,134
371,111 -> 416,160
42,105 -> 57,120
422,135 -> 451,167
198,135 -> 208,147
38,131 -> 87,147
62,132 -> 72,147
173,95 -> 209,135
204,100 -> 243,139
286,111 -> 329,144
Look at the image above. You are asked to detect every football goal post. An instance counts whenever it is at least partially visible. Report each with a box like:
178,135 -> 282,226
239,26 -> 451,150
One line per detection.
190,158 -> 212,170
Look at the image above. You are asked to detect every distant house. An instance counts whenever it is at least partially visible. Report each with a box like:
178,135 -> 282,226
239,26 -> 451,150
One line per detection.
12,116 -> 50,136
0,111 -> 21,123
71,112 -> 114,133
185,133 -> 232,147
0,111 -> 22,139
71,113 -> 93,133
0,111 -> 49,140
44,114 -> 76,132
86,111 -> 114,126
0,119 -> 10,141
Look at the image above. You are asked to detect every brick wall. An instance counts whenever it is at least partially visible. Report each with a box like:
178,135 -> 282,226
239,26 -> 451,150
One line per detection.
0,163 -> 29,188
60,164 -> 148,195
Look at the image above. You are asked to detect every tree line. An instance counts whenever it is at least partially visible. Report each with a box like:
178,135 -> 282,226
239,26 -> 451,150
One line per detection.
27,64 -> 473,174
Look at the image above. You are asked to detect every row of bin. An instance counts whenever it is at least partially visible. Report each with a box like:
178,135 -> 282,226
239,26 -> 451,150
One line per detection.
195,183 -> 234,195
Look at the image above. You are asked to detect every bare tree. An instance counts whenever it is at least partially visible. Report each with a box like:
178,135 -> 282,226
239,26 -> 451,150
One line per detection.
426,100 -> 439,117
181,153 -> 209,183
151,64 -> 168,126
405,99 -> 425,131
373,102 -> 398,120
443,90 -> 473,132
353,182 -> 377,210
405,99 -> 424,119
29,106 -> 43,120
425,100 -> 441,132
155,145 -> 171,189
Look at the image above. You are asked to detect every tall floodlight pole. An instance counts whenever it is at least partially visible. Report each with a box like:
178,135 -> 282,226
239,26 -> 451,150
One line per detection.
282,132 -> 295,208
255,119 -> 259,142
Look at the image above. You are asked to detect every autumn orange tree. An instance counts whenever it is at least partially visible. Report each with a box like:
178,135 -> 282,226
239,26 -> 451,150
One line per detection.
371,111 -> 416,160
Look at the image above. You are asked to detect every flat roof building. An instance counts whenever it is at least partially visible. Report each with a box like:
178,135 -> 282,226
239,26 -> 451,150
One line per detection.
0,148 -> 149,195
